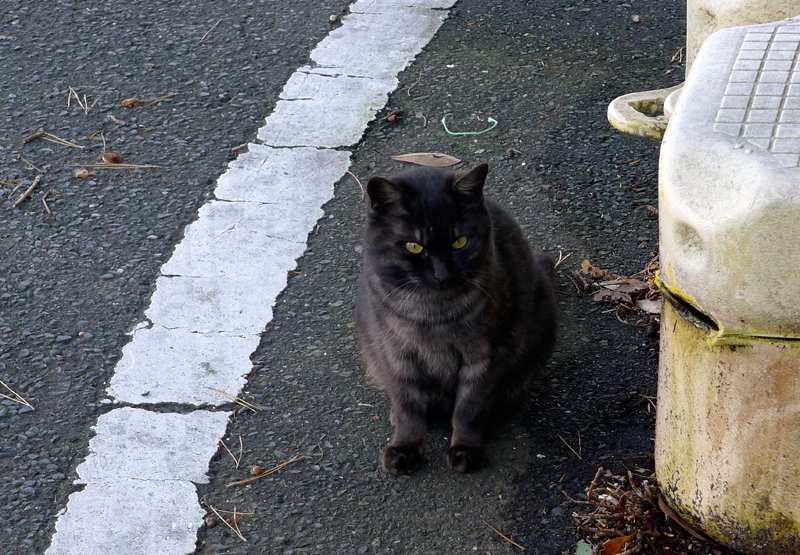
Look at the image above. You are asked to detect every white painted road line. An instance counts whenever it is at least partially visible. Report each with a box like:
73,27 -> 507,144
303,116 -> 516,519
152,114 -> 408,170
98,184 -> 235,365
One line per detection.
47,409 -> 229,555
46,1 -> 455,553
258,68 -> 396,148
212,145 -> 351,203
108,325 -> 256,405
108,145 -> 351,404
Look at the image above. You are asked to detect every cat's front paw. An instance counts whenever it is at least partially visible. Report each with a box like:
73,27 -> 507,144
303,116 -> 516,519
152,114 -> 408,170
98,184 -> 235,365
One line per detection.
383,445 -> 422,475
447,445 -> 486,473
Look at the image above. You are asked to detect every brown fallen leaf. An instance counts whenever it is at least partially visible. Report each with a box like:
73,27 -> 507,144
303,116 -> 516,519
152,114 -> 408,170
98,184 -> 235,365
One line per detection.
384,152 -> 461,167
658,496 -> 715,544
598,278 -> 650,295
122,93 -> 176,108
635,298 -> 663,314
581,259 -> 613,280
74,169 -> 89,178
102,151 -> 123,164
601,534 -> 635,555
594,289 -> 632,304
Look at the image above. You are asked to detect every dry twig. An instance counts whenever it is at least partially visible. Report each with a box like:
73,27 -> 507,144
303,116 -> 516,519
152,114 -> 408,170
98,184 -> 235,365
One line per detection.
121,93 -> 177,108
335,164 -> 364,199
66,162 -> 161,169
482,520 -> 525,550
226,455 -> 303,487
553,250 -> 571,270
4,177 -> 23,197
11,175 -> 41,209
201,499 -> 248,542
17,154 -> 44,173
22,130 -> 45,143
219,436 -> 244,469
199,19 -> 222,43
141,93 -> 177,108
68,86 -> 103,115
377,108 -> 404,131
1,380 -> 34,409
41,190 -> 51,215
42,132 -> 85,149
208,388 -> 260,412
586,466 -> 603,501
566,270 -> 590,296
406,65 -> 425,97
309,444 -> 324,465
558,432 -> 582,459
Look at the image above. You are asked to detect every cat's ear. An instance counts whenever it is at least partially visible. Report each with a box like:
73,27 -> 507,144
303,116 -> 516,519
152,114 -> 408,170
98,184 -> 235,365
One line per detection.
367,177 -> 404,212
453,163 -> 488,201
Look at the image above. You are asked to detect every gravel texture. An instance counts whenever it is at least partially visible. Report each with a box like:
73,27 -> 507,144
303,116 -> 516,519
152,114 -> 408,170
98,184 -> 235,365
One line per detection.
1,0 -> 685,554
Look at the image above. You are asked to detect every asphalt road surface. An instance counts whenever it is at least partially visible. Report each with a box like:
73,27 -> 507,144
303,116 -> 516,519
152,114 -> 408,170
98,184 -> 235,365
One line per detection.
1,0 -> 685,554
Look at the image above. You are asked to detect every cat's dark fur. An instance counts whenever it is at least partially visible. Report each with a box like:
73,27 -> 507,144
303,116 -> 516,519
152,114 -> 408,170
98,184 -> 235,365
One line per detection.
354,163 -> 558,474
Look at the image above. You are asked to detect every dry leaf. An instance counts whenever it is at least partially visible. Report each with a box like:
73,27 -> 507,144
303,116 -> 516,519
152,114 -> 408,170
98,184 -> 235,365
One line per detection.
636,298 -> 663,314
74,169 -> 89,178
599,279 -> 649,295
657,497 -> 714,543
102,151 -> 123,164
385,152 -> 461,167
594,289 -> 633,304
601,534 -> 635,555
122,97 -> 140,107
581,259 -> 612,279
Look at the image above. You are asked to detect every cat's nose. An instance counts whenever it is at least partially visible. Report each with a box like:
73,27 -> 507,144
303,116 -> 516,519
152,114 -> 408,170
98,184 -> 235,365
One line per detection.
432,259 -> 450,284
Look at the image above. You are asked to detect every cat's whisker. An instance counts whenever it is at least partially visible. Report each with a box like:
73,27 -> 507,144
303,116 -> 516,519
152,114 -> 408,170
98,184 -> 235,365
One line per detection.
465,277 -> 498,305
378,277 -> 416,305
453,208 -> 473,228
397,285 -> 421,313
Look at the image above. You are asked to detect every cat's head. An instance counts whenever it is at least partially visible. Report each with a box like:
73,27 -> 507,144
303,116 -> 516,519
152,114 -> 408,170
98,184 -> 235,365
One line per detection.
363,164 -> 492,290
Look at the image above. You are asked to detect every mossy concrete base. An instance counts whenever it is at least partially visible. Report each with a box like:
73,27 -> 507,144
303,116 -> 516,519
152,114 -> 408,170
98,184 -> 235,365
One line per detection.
656,302 -> 800,554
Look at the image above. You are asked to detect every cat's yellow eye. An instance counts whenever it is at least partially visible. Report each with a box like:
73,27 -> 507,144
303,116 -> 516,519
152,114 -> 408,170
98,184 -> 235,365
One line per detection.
451,236 -> 467,249
405,242 -> 424,254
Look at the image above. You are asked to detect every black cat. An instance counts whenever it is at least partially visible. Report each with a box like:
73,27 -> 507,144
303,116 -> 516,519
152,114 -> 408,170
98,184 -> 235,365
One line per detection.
355,163 -> 558,474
